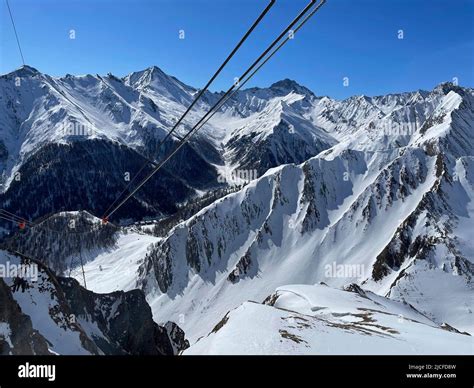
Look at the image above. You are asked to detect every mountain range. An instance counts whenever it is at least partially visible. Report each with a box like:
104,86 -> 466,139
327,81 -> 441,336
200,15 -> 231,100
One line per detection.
0,65 -> 472,354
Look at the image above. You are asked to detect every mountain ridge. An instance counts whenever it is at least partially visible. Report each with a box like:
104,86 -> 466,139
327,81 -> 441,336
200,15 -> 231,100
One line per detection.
1,64 -> 473,352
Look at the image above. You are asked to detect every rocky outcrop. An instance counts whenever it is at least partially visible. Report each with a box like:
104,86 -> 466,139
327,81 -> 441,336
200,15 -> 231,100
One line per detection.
0,278 -> 52,355
59,277 -> 183,355
164,321 -> 190,354
0,250 -> 188,355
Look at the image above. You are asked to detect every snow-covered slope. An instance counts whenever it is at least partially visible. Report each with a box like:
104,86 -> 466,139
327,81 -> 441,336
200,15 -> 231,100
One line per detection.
132,83 -> 474,342
185,284 -> 473,355
224,94 -> 336,175
2,63 -> 473,354
0,65 -> 193,165
0,67 -> 333,190
3,210 -> 161,290
69,229 -> 160,293
0,65 -> 220,223
0,66 -> 342,224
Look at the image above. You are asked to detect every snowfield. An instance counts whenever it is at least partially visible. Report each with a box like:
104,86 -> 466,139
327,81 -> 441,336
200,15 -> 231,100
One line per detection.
184,284 -> 473,355
70,231 -> 159,294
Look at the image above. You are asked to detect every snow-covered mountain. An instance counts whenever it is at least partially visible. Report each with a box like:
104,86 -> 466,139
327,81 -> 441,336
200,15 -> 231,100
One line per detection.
131,82 -> 474,342
185,284 -> 473,355
224,94 -> 336,175
0,65 -> 221,223
0,66 -> 335,225
1,64 -> 473,354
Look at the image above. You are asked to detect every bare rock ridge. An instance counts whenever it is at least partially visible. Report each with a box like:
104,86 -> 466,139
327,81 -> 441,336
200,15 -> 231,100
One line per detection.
0,250 -> 188,355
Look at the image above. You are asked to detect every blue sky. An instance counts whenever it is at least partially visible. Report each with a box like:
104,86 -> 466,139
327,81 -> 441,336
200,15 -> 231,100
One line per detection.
1,0 -> 473,99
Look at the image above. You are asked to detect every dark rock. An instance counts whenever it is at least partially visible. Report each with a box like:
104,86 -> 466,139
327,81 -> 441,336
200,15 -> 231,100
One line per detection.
164,321 -> 190,354
0,278 -> 52,355
58,277 -> 182,355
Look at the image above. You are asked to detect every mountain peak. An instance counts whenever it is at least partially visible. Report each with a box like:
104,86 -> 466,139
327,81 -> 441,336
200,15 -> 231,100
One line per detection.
125,65 -> 181,87
433,81 -> 464,96
143,65 -> 169,79
3,65 -> 40,78
123,65 -> 196,104
20,64 -> 40,73
269,78 -> 314,97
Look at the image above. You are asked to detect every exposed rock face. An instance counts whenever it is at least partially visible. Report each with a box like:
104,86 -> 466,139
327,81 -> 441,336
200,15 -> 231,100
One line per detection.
164,321 -> 190,354
0,250 -> 188,355
0,278 -> 52,355
59,277 -> 182,355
